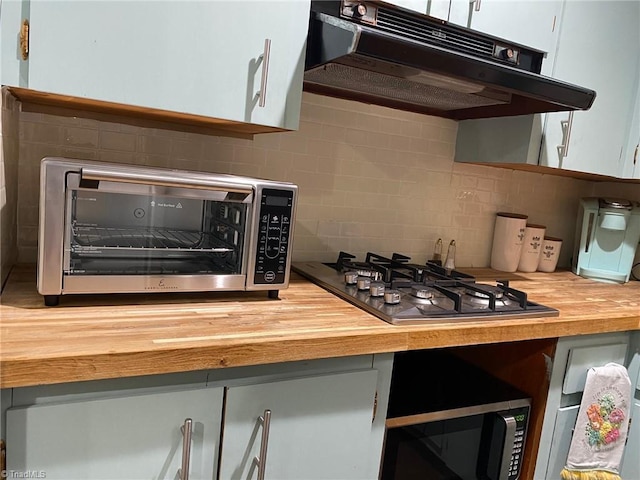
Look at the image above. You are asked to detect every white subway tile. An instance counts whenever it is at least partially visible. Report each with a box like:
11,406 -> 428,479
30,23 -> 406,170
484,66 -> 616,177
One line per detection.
99,131 -> 137,152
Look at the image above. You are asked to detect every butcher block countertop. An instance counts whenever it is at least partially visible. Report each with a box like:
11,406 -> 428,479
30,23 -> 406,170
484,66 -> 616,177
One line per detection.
1,265 -> 639,388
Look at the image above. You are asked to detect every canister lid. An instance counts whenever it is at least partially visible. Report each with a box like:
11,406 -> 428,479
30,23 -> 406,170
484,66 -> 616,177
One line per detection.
526,223 -> 546,229
543,236 -> 562,242
496,212 -> 528,219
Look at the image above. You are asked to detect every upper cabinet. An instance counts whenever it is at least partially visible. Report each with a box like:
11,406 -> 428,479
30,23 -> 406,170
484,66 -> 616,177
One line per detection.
619,74 -> 640,180
538,1 -> 640,178
0,0 -> 310,134
455,0 -> 640,180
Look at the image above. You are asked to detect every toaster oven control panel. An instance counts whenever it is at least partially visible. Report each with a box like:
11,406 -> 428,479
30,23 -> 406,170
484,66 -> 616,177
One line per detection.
254,188 -> 294,285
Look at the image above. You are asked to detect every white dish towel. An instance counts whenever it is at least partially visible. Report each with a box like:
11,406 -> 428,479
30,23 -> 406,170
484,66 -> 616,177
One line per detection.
561,363 -> 632,480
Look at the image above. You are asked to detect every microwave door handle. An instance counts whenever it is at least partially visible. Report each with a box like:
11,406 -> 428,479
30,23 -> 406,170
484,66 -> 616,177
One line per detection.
497,414 -> 517,480
80,167 -> 253,196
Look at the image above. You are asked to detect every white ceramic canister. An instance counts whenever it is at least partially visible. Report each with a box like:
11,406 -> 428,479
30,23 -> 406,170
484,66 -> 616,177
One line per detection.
537,236 -> 563,273
517,224 -> 546,273
490,212 -> 528,272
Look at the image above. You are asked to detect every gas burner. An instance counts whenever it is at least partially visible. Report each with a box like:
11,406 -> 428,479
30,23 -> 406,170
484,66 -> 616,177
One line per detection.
293,251 -> 559,325
411,286 -> 435,299
465,285 -> 504,300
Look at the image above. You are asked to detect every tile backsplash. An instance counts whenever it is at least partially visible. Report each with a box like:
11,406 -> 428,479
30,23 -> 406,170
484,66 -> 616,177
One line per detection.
1,89 -> 20,287
10,92 -> 603,269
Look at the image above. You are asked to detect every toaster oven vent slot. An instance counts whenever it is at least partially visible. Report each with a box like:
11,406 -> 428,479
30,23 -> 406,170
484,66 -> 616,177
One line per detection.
375,8 -> 495,59
71,226 -> 235,253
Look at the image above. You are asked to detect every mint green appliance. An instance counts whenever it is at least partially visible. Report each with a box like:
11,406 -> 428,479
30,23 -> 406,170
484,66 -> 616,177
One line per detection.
573,198 -> 640,283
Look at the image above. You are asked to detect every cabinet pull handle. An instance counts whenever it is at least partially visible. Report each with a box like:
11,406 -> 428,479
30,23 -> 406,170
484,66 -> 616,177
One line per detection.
558,111 -> 574,158
634,144 -> 638,165
258,39 -> 271,108
255,409 -> 272,480
179,418 -> 193,480
19,19 -> 29,60
472,0 -> 481,12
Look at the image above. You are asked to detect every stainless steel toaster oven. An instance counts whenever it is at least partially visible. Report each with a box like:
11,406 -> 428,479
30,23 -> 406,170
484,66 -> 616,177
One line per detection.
37,158 -> 297,306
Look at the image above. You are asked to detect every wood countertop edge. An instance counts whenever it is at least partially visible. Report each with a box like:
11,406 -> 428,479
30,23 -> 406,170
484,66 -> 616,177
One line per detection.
2,315 -> 639,388
0,330 -> 410,388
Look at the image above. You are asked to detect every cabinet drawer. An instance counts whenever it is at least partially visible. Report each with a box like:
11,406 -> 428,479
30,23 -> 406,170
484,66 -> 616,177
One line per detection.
562,343 -> 628,394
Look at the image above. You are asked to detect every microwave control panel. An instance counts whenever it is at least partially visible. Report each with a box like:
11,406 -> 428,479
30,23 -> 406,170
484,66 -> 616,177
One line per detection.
254,188 -> 294,285
505,406 -> 529,480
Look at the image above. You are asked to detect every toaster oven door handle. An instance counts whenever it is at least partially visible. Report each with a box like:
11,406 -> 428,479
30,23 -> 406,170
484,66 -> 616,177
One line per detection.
81,168 -> 253,195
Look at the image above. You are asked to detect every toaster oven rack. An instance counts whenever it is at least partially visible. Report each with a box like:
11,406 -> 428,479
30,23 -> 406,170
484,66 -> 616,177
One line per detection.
71,225 -> 235,254
67,257 -> 237,275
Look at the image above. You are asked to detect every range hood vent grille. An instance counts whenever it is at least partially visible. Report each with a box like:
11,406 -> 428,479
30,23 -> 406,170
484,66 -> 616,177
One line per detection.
305,63 -> 508,110
376,8 -> 494,60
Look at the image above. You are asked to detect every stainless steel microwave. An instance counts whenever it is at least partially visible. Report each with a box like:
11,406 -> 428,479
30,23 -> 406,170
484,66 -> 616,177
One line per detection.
382,350 -> 531,480
37,158 -> 297,306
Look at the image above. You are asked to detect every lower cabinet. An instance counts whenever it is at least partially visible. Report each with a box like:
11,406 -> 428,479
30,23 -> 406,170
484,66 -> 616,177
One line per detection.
6,385 -> 224,479
219,370 -> 380,479
543,405 -> 579,479
3,355 -> 390,480
534,332 -> 633,479
621,400 -> 640,479
621,333 -> 640,478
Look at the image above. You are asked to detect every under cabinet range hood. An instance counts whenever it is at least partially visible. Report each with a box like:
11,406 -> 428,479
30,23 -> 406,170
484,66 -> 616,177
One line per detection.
304,1 -> 596,120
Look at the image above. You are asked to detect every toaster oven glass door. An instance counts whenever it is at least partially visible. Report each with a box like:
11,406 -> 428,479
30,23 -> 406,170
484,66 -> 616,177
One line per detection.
64,183 -> 250,276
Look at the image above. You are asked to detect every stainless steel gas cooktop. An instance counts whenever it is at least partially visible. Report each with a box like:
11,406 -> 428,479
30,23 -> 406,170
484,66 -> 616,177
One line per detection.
293,252 -> 558,325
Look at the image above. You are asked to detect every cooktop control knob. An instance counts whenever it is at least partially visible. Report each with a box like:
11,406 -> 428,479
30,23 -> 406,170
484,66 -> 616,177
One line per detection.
384,289 -> 401,305
344,271 -> 358,285
357,276 -> 371,291
370,281 -> 385,297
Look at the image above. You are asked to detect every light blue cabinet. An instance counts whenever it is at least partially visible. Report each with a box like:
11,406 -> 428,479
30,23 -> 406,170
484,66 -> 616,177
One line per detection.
534,332 -> 634,479
2,354 -> 392,480
455,1 -> 640,180
538,1 -> 640,178
621,332 -> 640,478
220,370 -> 381,479
619,80 -> 640,180
1,0 -> 309,131
6,384 -> 224,479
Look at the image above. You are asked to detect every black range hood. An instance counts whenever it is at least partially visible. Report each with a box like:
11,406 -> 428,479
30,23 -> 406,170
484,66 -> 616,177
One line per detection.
303,1 -> 596,120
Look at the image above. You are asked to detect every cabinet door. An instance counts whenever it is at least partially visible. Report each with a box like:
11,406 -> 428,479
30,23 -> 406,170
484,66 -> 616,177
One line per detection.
620,400 -> 640,479
13,0 -> 309,130
619,79 -> 640,179
539,1 -> 640,177
6,386 -> 223,480
219,370 -> 379,480
544,405 -> 579,479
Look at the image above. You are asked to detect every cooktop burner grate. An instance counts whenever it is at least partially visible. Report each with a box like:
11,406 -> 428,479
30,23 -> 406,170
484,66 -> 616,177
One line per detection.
293,251 -> 559,325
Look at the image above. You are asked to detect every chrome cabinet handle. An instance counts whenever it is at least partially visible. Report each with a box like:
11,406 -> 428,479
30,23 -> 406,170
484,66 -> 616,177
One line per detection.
258,39 -> 272,108
472,0 -> 481,12
255,409 -> 272,480
179,418 -> 193,480
558,111 -> 574,158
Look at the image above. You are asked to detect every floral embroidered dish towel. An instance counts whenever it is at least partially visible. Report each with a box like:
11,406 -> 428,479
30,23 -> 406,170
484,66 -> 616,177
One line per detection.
561,363 -> 631,480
